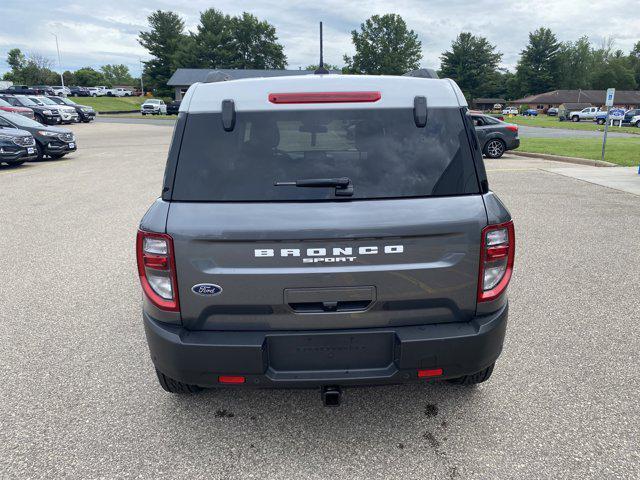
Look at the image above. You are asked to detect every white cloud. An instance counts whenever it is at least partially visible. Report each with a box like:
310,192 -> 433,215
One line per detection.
1,0 -> 639,76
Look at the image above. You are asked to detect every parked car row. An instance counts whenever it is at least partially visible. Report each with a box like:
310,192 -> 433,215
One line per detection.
0,110 -> 77,167
0,94 -> 95,125
0,84 -> 138,98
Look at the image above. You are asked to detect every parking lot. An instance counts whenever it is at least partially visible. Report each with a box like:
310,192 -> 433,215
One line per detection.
1,122 -> 639,479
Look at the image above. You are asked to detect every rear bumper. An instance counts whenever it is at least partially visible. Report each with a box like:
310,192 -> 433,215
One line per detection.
144,303 -> 508,388
507,138 -> 520,150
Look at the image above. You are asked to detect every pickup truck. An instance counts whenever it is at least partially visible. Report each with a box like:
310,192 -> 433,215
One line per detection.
568,106 -> 600,122
92,86 -> 109,97
0,85 -> 47,95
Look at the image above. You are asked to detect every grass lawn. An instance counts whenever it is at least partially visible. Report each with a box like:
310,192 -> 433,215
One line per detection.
74,96 -> 146,112
518,137 -> 640,166
504,114 -> 640,135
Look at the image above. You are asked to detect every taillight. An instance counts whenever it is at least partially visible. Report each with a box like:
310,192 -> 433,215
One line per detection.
478,221 -> 515,302
505,124 -> 518,133
268,91 -> 381,104
136,230 -> 180,312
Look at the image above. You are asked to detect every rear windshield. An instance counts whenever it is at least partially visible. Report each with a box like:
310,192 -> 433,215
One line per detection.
171,107 -> 479,201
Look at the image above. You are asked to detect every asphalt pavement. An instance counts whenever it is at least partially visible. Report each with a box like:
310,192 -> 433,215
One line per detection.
1,124 -> 639,479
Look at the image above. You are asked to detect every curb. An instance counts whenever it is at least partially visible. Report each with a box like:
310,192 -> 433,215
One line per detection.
511,151 -> 617,167
96,110 -> 139,114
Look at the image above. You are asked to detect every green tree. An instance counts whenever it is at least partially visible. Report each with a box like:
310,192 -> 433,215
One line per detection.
556,37 -> 593,89
73,67 -> 104,86
138,10 -> 186,96
630,41 -> 640,87
227,13 -> 287,69
7,48 -> 26,81
176,9 -> 287,70
343,14 -> 422,75
515,28 -> 561,95
439,32 -> 502,100
19,53 -> 57,85
304,64 -> 341,71
591,53 -> 637,90
101,64 -> 135,86
185,9 -> 234,68
62,70 -> 75,85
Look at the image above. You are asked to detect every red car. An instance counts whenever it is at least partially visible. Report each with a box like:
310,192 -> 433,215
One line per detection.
0,98 -> 34,119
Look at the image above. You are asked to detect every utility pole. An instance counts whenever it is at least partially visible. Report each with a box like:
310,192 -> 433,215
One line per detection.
139,58 -> 145,96
51,33 -> 64,89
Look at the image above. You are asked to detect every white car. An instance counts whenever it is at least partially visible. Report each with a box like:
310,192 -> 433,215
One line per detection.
502,107 -> 518,115
141,99 -> 167,115
93,86 -> 109,97
28,96 -> 79,124
51,86 -> 71,97
113,88 -> 133,97
631,115 -> 640,128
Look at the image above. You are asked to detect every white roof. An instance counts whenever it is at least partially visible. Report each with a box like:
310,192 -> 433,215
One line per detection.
180,74 -> 467,113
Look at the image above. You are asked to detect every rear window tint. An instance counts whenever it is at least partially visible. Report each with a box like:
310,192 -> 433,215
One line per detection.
171,108 -> 479,201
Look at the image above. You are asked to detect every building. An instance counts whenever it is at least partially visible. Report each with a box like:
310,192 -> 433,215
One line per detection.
511,89 -> 640,112
167,68 -> 341,100
472,98 -> 507,111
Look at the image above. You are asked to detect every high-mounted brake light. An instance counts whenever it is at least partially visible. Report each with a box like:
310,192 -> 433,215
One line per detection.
136,230 -> 180,312
268,91 -> 381,104
478,221 -> 515,302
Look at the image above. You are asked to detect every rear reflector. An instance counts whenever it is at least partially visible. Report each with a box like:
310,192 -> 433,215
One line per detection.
418,368 -> 443,378
218,375 -> 246,384
268,91 -> 381,104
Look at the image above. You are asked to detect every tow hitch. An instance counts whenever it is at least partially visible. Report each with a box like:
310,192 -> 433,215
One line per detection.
321,386 -> 342,407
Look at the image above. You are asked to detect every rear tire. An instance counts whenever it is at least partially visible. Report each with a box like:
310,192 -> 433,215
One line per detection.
447,363 -> 495,385
636,120 -> 640,128
484,139 -> 506,159
155,369 -> 202,394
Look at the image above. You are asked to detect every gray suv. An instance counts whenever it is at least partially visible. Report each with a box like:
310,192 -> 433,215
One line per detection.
137,75 -> 515,403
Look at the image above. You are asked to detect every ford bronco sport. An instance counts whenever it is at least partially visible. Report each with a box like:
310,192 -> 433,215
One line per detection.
137,74 -> 514,402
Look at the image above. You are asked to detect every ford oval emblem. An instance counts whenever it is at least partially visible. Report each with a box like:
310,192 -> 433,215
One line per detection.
191,283 -> 223,296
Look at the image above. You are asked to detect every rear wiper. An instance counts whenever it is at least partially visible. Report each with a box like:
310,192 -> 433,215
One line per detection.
274,177 -> 354,197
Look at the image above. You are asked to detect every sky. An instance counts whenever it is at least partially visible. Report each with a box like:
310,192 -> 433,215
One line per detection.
1,0 -> 639,78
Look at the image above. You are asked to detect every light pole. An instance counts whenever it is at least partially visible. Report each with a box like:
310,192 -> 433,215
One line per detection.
51,33 -> 64,89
